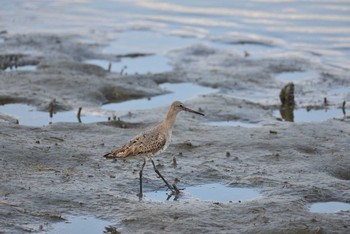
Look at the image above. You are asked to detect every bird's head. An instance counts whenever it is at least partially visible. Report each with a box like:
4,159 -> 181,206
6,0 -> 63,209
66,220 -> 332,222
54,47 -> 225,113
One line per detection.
171,101 -> 204,116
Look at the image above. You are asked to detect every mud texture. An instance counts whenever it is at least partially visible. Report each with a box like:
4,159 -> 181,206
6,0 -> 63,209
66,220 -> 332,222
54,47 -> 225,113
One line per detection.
1,34 -> 350,234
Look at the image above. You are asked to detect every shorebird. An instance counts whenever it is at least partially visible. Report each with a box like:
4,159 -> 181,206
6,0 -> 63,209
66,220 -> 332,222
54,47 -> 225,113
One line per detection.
104,101 -> 204,198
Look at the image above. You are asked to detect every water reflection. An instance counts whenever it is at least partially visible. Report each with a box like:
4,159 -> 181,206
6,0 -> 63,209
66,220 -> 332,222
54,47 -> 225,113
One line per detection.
3,65 -> 37,72
145,183 -> 262,202
278,82 -> 295,122
48,216 -> 111,234
275,108 -> 343,123
279,105 -> 294,122
0,104 -> 106,127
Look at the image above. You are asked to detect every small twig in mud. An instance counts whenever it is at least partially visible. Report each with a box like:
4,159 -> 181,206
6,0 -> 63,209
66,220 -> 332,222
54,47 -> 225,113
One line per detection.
342,101 -> 346,116
107,62 -> 112,72
0,201 -> 17,207
244,51 -> 250,57
172,156 -> 177,167
116,52 -> 153,58
120,65 -> 127,75
77,107 -> 82,123
49,98 -> 57,118
173,184 -> 180,194
323,97 -> 329,112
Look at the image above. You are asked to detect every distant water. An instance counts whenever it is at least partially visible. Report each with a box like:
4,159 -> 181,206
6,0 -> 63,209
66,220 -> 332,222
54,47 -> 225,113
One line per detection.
1,0 -> 349,69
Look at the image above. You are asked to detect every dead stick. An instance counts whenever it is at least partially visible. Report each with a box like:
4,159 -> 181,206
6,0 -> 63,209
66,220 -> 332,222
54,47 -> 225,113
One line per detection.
108,62 -> 112,72
77,107 -> 82,123
138,158 -> 147,199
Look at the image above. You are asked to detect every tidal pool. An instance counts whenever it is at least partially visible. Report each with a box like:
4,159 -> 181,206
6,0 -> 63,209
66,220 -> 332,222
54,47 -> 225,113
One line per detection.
309,202 -> 350,214
206,121 -> 259,127
0,104 -> 106,127
102,82 -> 217,112
274,108 -> 343,123
275,70 -> 318,82
48,216 -> 112,234
3,65 -> 36,72
144,183 -> 262,202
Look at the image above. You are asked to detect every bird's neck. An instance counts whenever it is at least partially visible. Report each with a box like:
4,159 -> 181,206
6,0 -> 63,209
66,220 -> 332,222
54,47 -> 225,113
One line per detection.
163,109 -> 178,131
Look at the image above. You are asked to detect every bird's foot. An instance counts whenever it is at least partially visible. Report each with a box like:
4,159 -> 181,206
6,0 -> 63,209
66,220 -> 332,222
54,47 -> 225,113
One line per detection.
172,183 -> 181,195
137,192 -> 143,200
165,184 -> 184,201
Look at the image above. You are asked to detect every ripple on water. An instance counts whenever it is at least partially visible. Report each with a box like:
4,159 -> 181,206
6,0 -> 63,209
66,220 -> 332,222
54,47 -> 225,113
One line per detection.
144,183 -> 262,202
84,54 -> 171,75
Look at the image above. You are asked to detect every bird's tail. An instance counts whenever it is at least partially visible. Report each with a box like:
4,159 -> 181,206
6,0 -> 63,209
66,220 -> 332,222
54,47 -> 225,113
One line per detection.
103,152 -> 114,158
103,148 -> 129,158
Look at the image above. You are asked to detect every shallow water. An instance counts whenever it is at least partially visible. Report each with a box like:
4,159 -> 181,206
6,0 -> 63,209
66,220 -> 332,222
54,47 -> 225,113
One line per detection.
103,82 -> 217,112
1,0 -> 349,111
275,70 -> 319,82
84,54 -> 171,75
103,30 -> 199,55
206,121 -> 258,128
144,183 -> 261,202
0,104 -> 106,126
48,216 -> 111,234
1,1 -> 349,67
0,83 -> 216,126
274,108 -> 343,123
3,65 -> 36,72
309,202 -> 350,214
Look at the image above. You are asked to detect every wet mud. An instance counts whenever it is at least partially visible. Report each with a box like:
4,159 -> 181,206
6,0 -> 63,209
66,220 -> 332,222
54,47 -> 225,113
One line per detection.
0,32 -> 349,234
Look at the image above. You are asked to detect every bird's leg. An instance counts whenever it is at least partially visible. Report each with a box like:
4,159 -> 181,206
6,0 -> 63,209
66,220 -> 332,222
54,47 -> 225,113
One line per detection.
138,157 -> 147,199
150,158 -> 180,194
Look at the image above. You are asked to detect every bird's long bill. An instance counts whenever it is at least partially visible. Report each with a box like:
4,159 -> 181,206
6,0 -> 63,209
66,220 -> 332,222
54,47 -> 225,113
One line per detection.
183,106 -> 205,116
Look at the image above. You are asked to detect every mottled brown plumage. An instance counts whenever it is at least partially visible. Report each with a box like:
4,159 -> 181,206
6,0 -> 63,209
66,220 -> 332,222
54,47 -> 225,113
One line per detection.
103,125 -> 167,158
103,101 -> 204,198
104,101 -> 204,159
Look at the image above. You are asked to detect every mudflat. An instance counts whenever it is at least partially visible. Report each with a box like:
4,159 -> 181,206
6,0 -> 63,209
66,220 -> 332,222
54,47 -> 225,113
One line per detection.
1,32 -> 349,233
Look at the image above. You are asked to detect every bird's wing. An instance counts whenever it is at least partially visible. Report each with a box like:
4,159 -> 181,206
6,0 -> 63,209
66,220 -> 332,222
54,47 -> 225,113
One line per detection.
104,128 -> 167,158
